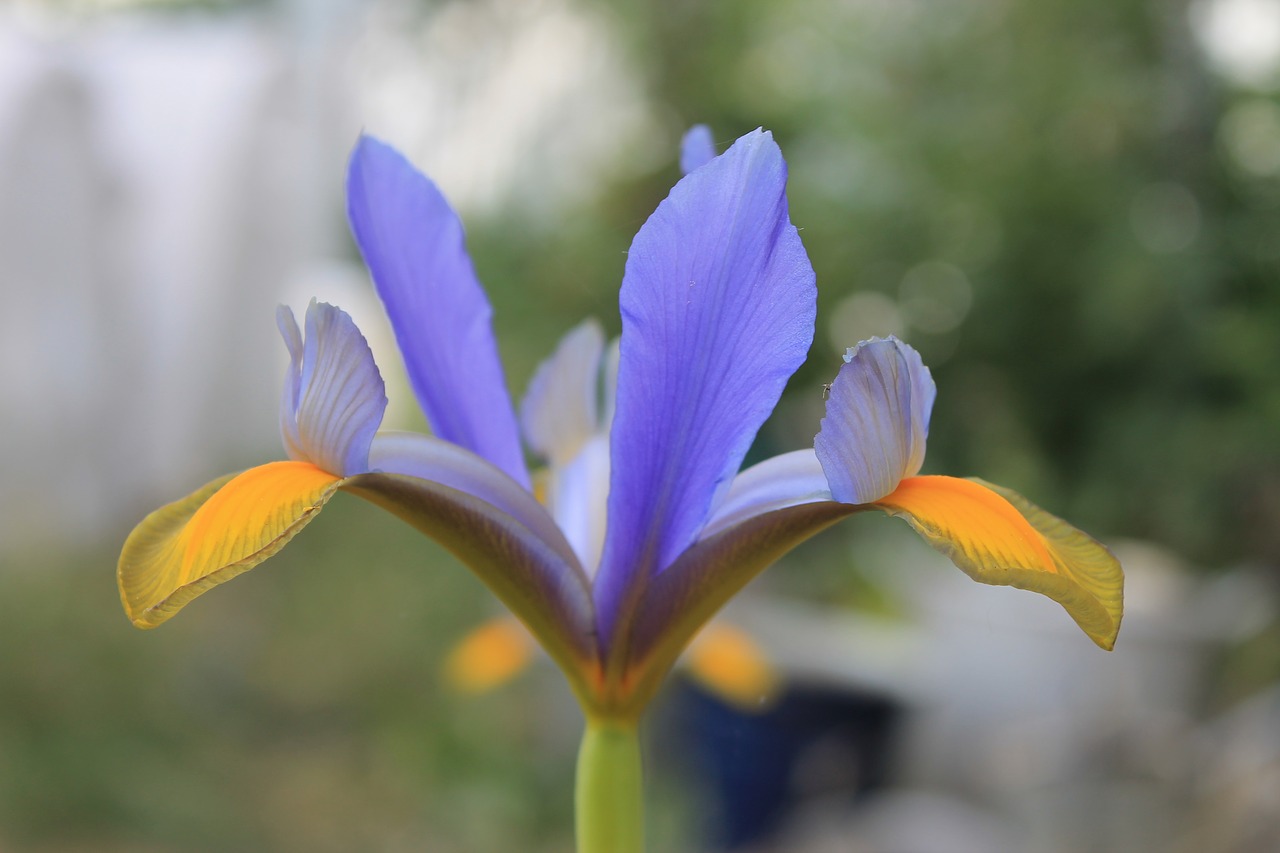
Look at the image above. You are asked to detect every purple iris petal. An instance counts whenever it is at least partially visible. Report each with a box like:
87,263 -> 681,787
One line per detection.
346,135 -> 529,489
277,300 -> 387,477
679,124 -> 716,175
594,128 -> 817,644
814,337 -> 935,504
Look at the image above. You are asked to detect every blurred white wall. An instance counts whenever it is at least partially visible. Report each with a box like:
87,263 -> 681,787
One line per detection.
0,10 -> 305,552
0,0 -> 652,556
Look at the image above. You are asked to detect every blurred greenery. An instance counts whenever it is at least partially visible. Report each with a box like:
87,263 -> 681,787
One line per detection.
470,0 -> 1280,571
1,500 -> 590,851
6,0 -> 1280,849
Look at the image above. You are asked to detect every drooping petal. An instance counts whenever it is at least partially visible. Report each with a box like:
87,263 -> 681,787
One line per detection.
368,431 -> 582,571
120,446 -> 599,692
444,616 -> 537,694
814,337 -> 935,505
277,301 -> 387,476
679,124 -> 716,174
343,470 -> 598,698
358,434 -> 599,682
346,135 -> 529,488
618,469 -> 1124,710
702,449 -> 832,539
875,475 -> 1124,650
595,128 -> 817,648
119,461 -> 344,628
521,319 -> 605,466
622,500 -> 859,714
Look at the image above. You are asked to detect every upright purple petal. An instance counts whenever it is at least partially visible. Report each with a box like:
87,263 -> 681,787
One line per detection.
277,300 -> 387,477
346,135 -> 529,488
594,128 -> 817,645
679,124 -> 716,174
814,337 -> 935,504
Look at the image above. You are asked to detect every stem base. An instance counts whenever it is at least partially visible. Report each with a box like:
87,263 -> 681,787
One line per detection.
575,721 -> 644,853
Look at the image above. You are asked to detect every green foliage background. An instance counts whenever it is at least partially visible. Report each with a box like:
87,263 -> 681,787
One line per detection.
470,0 -> 1280,570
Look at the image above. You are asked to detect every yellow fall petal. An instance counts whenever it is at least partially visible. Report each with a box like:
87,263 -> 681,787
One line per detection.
684,623 -> 780,711
876,475 -> 1123,650
118,461 -> 343,628
443,616 -> 537,694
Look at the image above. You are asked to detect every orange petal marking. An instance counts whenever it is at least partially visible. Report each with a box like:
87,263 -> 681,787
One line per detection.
880,475 -> 1057,575
119,461 -> 343,628
684,622 -> 780,711
443,617 -> 536,694
877,475 -> 1123,650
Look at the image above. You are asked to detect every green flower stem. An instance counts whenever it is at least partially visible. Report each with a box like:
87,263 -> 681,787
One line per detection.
575,720 -> 644,853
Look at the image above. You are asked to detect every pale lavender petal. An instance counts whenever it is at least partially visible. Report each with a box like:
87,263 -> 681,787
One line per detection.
680,124 -> 716,174
814,337 -> 936,504
368,431 -> 581,571
600,336 -> 621,433
346,135 -> 529,488
277,305 -> 304,459
701,449 -> 832,539
594,128 -> 817,645
543,434 -> 611,576
277,300 -> 387,476
521,319 -> 605,466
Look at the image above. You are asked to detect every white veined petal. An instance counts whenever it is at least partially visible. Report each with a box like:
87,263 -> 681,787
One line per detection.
814,337 -> 935,505
278,300 -> 387,476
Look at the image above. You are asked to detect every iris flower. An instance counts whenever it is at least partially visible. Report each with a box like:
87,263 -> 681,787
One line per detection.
119,127 -> 1122,852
